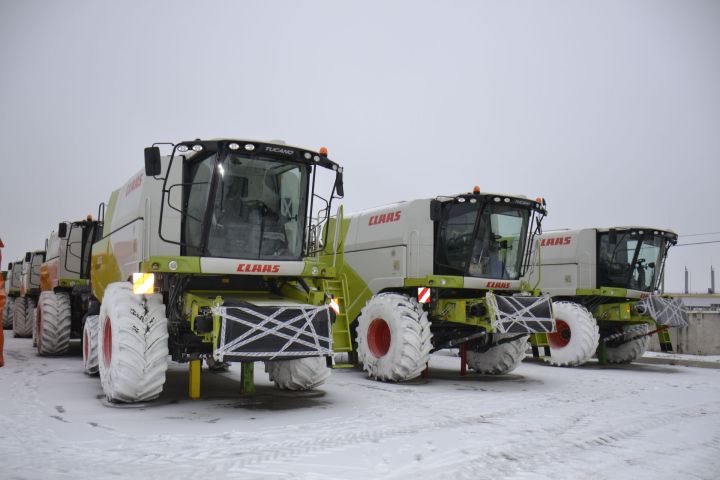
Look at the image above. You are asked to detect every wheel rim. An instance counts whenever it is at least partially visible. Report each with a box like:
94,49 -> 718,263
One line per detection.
103,317 -> 112,369
367,318 -> 391,358
548,319 -> 571,348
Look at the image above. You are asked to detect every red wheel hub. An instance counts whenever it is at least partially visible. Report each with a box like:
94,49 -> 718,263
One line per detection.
103,317 -> 112,369
548,319 -> 571,348
367,318 -> 391,358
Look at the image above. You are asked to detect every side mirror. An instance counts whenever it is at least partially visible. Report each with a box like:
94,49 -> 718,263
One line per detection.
58,222 -> 68,238
7,262 -> 11,270
334,171 -> 344,197
144,147 -> 162,176
430,200 -> 442,221
25,251 -> 31,262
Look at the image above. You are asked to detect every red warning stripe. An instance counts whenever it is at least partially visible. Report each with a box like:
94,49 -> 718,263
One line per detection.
418,287 -> 431,304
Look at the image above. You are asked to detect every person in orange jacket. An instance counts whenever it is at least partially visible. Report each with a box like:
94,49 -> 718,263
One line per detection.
0,238 -> 5,367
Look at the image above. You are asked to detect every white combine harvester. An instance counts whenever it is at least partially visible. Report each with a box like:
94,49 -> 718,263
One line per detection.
526,226 -> 688,366
327,187 -> 556,380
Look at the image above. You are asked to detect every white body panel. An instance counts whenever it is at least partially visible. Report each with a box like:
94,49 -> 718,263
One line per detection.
103,158 -> 183,279
525,229 -> 597,296
343,199 -> 434,285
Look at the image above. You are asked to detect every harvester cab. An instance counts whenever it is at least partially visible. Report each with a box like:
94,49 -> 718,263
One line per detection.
89,139 -> 346,402
526,226 -> 688,366
35,217 -> 103,356
327,189 -> 555,381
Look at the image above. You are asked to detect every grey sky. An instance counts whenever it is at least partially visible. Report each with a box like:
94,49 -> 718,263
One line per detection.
1,0 -> 718,293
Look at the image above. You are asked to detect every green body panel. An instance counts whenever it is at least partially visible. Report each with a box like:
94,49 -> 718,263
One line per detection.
58,278 -> 89,288
404,275 -> 464,289
91,190 -> 121,303
593,301 -> 651,325
575,287 -> 629,298
141,256 -> 201,274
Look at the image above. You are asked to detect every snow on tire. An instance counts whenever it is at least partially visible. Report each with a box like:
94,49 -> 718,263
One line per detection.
544,301 -> 599,367
36,291 -> 72,356
467,334 -> 529,375
3,297 -> 14,329
12,298 -> 31,337
83,314 -> 100,375
356,293 -> 432,381
265,356 -> 330,390
137,293 -> 169,400
605,324 -> 650,364
98,283 -> 169,403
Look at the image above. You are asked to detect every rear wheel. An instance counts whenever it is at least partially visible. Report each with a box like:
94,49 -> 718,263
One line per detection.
12,298 -> 31,337
98,283 -> 169,403
36,291 -> 72,355
2,297 -> 13,329
467,334 -> 529,374
356,293 -> 432,381
265,357 -> 330,390
83,314 -> 100,375
604,324 -> 650,364
543,301 -> 599,367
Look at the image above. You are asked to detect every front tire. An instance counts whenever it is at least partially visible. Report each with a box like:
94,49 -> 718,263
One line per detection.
265,357 -> 330,390
467,334 -> 529,374
2,297 -> 13,329
83,314 -> 100,375
544,301 -> 599,367
604,324 -> 650,364
97,283 -> 169,403
12,298 -> 31,337
36,291 -> 72,355
356,293 -> 432,381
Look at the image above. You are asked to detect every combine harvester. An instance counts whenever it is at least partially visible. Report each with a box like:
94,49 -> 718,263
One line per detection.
87,138 -> 346,403
34,217 -> 103,356
325,187 -> 556,380
526,227 -> 688,366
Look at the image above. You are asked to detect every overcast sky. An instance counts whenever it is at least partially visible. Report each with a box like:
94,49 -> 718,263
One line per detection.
1,0 -> 718,293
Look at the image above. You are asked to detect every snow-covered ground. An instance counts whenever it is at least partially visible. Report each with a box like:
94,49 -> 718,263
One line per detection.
1,334 -> 719,480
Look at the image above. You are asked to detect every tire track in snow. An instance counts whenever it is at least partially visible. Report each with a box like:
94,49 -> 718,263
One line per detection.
385,400 -> 720,480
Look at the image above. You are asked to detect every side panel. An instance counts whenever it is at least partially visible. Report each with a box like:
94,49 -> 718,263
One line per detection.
345,246 -> 407,296
526,229 -> 597,292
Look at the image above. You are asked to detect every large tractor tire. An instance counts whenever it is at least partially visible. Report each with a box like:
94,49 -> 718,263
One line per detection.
544,301 -> 599,367
356,293 -> 432,382
604,324 -> 650,364
83,314 -> 100,375
12,298 -> 31,337
27,299 -> 37,344
98,282 -> 169,403
36,291 -> 72,356
3,297 -> 14,329
467,334 -> 529,375
265,356 -> 330,390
